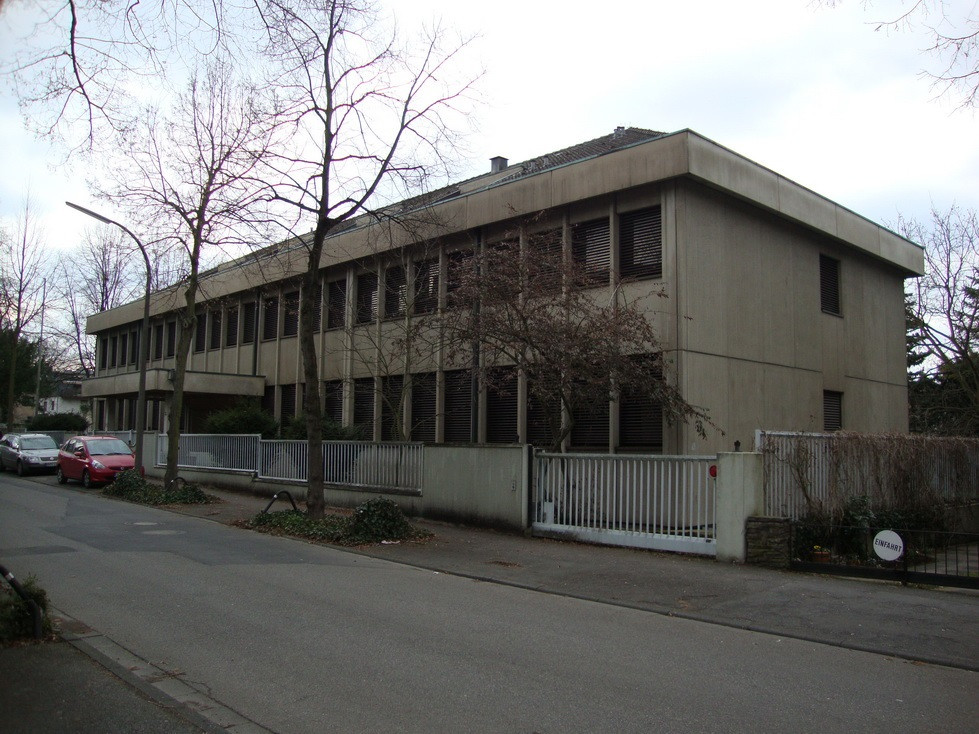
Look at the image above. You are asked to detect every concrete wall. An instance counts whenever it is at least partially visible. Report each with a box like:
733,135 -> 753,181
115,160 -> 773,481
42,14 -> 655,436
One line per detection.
143,435 -> 531,532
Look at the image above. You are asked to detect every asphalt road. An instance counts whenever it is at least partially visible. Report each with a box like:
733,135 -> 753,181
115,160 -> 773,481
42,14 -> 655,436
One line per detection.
1,474 -> 976,733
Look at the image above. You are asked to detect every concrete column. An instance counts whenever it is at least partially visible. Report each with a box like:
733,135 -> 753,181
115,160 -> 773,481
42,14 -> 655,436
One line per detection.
715,451 -> 765,562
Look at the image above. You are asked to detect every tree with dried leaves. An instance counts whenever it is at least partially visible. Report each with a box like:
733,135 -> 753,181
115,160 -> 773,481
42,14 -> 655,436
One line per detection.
95,60 -> 277,487
257,0 -> 476,518
1,198 -> 48,424
902,205 -> 979,435
438,226 -> 710,453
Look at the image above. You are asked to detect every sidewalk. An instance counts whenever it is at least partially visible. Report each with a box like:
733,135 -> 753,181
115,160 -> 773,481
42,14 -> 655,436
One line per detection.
177,487 -> 979,672
3,484 -> 977,734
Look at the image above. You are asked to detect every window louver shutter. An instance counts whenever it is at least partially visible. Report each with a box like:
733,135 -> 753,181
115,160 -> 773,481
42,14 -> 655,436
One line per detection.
486,367 -> 518,443
620,206 -> 662,279
572,218 -> 611,284
444,369 -> 473,442
820,255 -> 841,315
410,373 -> 437,442
823,391 -> 843,431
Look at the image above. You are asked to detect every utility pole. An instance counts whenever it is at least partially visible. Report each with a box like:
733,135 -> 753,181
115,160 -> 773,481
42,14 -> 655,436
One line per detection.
33,278 -> 46,415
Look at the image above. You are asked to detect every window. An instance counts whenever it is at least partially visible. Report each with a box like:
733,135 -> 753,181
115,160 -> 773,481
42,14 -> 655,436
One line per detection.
209,310 -> 222,350
619,358 -> 664,451
129,330 -> 139,364
571,397 -> 609,449
356,273 -> 378,324
823,391 -> 843,432
283,290 -> 300,337
324,380 -> 344,423
194,311 -> 206,352
410,372 -> 437,442
262,295 -> 279,340
119,333 -> 128,366
385,266 -> 407,319
446,250 -> 474,308
443,369 -> 473,443
310,284 -> 322,332
327,280 -> 347,329
820,254 -> 841,315
486,367 -> 518,444
353,377 -> 375,439
99,337 -> 108,370
242,302 -> 256,344
153,324 -> 164,360
380,375 -> 404,440
413,258 -> 439,314
110,335 -> 118,367
262,386 -> 275,415
527,228 -> 563,293
527,389 -> 558,448
280,384 -> 297,423
225,306 -> 239,347
619,206 -> 662,279
166,321 -> 176,357
572,218 -> 611,285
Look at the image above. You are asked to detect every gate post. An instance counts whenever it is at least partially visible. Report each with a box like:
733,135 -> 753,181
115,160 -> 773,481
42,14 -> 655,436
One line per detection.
715,452 -> 765,562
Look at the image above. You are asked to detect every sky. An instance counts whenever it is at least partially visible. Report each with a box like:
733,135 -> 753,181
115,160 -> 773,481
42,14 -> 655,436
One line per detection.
1,0 -> 977,250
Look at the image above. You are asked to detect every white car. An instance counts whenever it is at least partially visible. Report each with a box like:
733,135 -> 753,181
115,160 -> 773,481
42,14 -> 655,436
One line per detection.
0,433 -> 61,476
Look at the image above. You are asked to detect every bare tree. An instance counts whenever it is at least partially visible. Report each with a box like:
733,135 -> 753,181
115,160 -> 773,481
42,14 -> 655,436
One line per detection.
257,0 -> 475,518
438,225 -> 711,452
95,60 -> 276,487
0,197 -> 49,423
51,225 -> 141,377
821,1 -> 979,107
902,205 -> 979,433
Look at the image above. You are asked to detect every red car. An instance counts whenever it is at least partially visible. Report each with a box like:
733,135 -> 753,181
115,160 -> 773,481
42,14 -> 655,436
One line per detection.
57,436 -> 137,488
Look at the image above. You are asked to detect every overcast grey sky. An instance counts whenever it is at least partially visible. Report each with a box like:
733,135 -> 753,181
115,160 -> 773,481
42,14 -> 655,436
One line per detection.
1,0 -> 977,248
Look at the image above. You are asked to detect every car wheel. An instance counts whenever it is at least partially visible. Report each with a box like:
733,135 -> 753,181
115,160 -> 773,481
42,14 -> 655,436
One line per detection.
16,461 -> 25,477
56,466 -> 68,484
82,470 -> 94,489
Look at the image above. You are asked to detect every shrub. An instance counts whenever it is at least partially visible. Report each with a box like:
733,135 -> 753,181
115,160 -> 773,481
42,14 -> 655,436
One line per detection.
347,498 -> 415,543
281,414 -> 363,441
0,575 -> 52,643
246,498 -> 427,545
25,412 -> 88,432
102,470 -> 211,505
202,402 -> 279,439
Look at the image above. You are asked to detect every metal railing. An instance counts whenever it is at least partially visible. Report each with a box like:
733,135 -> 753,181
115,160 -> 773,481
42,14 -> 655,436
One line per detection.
154,434 -> 423,492
757,430 -> 979,519
534,452 -> 716,554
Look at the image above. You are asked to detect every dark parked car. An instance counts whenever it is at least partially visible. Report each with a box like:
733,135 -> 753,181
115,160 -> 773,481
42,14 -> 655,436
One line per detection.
0,433 -> 60,476
57,436 -> 136,488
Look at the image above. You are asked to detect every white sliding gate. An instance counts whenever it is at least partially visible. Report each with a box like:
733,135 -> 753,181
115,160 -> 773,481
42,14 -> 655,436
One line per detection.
533,452 -> 717,556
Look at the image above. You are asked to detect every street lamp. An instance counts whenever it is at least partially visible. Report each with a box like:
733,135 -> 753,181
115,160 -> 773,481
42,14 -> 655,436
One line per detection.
66,201 -> 152,474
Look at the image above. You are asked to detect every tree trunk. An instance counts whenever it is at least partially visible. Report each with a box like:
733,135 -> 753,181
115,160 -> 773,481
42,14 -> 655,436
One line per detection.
302,228 -> 327,519
164,274 -> 198,488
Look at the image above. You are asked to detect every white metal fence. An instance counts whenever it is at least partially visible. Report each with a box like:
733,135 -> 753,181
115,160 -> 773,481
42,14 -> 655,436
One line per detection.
756,430 -> 979,519
533,452 -> 717,556
155,434 -> 423,492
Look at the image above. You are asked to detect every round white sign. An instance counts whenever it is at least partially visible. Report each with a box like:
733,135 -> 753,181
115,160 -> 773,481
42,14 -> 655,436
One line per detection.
873,530 -> 904,561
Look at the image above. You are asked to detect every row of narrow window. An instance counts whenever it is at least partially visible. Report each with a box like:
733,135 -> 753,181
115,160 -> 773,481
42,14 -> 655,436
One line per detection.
264,369 -> 664,450
98,207 -> 664,365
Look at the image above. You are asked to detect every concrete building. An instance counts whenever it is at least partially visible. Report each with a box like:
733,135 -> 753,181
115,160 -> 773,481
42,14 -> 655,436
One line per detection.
82,128 -> 924,454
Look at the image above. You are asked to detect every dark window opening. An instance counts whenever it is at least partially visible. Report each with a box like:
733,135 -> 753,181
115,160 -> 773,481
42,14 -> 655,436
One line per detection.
620,206 -> 662,279
166,321 -> 176,357
324,380 -> 344,423
410,372 -> 437,442
225,306 -> 239,347
209,310 -> 222,350
824,390 -> 843,431
353,377 -> 375,439
381,375 -> 405,441
413,258 -> 439,314
385,266 -> 407,319
280,384 -> 297,423
283,290 -> 300,337
327,280 -> 347,329
486,367 -> 518,444
262,295 -> 279,341
110,336 -> 118,368
194,311 -> 206,353
571,397 -> 610,449
356,273 -> 378,324
153,324 -> 164,360
820,254 -> 841,315
444,369 -> 473,443
119,333 -> 128,367
242,302 -> 256,344
572,217 -> 611,285
310,284 -> 322,332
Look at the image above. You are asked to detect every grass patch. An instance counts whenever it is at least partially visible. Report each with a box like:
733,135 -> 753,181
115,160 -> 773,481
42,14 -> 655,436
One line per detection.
1,575 -> 53,644
245,498 -> 431,546
101,470 -> 213,506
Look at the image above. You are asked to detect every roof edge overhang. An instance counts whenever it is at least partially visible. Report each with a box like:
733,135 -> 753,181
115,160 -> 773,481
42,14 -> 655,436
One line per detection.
81,369 -> 266,399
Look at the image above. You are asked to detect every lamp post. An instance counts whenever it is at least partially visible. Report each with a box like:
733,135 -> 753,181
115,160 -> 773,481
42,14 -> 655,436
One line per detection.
66,202 -> 152,474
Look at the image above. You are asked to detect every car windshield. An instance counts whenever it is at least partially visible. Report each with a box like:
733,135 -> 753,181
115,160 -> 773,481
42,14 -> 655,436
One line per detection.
85,438 -> 132,456
22,436 -> 57,450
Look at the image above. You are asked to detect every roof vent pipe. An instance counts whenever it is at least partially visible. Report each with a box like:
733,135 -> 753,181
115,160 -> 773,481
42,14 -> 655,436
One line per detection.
490,156 -> 508,173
